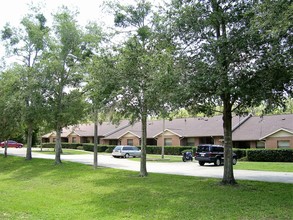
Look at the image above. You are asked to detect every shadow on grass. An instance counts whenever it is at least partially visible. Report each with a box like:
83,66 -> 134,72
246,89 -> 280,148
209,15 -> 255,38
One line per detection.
0,156 -> 93,183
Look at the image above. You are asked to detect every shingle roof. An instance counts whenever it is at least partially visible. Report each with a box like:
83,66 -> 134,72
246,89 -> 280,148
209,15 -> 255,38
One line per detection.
42,120 -> 130,138
232,114 -> 293,141
103,115 -> 248,139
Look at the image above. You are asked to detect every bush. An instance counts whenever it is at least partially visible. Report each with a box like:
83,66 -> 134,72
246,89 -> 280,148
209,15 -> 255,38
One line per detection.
145,146 -> 196,155
41,143 -> 81,149
247,149 -> 293,162
41,143 -> 55,148
82,144 -> 116,153
61,143 -> 81,149
233,149 -> 247,159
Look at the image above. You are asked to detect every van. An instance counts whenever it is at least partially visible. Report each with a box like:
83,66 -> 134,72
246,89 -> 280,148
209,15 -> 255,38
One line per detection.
112,145 -> 141,158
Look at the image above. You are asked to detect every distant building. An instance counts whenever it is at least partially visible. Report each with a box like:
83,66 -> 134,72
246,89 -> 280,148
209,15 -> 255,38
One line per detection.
42,114 -> 293,149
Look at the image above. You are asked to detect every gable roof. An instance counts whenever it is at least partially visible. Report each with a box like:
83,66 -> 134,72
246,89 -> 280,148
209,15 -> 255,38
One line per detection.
232,114 -> 293,141
260,128 -> 293,139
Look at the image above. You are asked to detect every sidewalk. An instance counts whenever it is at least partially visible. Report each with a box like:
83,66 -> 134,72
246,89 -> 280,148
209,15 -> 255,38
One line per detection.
1,148 -> 293,184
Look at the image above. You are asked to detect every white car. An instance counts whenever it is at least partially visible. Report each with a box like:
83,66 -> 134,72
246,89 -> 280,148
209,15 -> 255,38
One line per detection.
112,145 -> 141,158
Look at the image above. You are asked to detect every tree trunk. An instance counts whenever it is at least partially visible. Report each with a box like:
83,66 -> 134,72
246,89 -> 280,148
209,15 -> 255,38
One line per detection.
26,125 -> 33,160
222,100 -> 236,185
55,126 -> 62,164
161,118 -> 165,159
140,111 -> 148,177
4,140 -> 8,158
93,111 -> 98,169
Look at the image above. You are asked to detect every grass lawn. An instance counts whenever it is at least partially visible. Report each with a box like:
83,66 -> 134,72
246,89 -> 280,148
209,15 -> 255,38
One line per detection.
0,157 -> 292,220
130,154 -> 183,162
234,161 -> 293,172
32,148 -> 91,155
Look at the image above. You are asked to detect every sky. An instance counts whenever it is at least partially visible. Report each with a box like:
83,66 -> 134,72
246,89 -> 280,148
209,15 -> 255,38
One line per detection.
0,0 -> 140,65
0,0 -> 119,28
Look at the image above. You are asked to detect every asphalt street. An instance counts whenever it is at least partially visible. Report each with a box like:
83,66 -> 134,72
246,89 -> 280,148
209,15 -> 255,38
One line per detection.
1,148 -> 293,184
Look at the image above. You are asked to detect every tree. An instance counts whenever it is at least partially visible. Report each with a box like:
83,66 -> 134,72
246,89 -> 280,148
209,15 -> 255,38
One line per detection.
0,67 -> 23,157
1,4 -> 49,160
110,0 -> 177,177
42,7 -> 88,164
167,0 -> 292,184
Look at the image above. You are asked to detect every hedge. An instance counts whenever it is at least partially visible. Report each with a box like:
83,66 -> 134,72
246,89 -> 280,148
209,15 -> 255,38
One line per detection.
232,149 -> 247,159
82,144 -> 116,152
41,143 -> 81,149
247,149 -> 293,162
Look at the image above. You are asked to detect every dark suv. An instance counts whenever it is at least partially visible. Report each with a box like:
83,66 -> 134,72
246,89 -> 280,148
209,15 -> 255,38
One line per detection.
195,144 -> 237,166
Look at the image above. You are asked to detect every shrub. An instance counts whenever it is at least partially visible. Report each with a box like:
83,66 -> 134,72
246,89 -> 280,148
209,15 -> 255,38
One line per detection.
41,143 -> 81,149
61,143 -> 81,149
247,149 -> 293,162
145,146 -> 196,155
233,149 -> 247,159
41,143 -> 55,148
82,144 -> 116,153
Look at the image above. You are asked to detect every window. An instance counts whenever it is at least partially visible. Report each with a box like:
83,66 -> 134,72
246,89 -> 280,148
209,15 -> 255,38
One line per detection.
199,137 -> 214,144
277,140 -> 290,149
187,138 -> 195,146
257,141 -> 265,148
164,138 -> 172,146
52,138 -> 56,143
72,137 -> 76,143
127,139 -> 133,146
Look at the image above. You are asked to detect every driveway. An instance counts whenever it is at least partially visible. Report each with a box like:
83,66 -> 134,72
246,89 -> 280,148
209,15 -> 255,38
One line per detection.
2,148 -> 293,184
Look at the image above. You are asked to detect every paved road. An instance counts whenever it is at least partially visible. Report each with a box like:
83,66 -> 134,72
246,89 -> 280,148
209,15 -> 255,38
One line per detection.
2,148 -> 293,184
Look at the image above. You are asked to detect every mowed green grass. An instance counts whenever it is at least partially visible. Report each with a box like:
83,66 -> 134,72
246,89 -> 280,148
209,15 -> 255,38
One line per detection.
234,161 -> 293,172
1,157 -> 292,220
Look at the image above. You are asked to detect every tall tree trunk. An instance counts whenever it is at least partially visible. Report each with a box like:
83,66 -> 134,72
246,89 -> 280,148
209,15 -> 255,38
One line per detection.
140,109 -> 148,177
93,110 -> 98,169
222,100 -> 236,185
161,118 -> 165,159
55,126 -> 62,164
26,125 -> 33,160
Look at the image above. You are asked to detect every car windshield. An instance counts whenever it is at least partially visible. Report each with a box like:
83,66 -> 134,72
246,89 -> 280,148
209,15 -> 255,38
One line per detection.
114,146 -> 122,150
197,146 -> 210,152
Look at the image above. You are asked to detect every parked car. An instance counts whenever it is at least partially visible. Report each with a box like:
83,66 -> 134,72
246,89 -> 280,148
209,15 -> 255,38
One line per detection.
194,144 -> 237,166
112,145 -> 141,158
0,140 -> 23,148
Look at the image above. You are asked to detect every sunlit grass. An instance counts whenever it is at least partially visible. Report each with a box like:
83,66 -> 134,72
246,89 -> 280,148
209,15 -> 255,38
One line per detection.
130,154 -> 183,162
0,156 -> 292,220
32,148 -> 91,155
234,161 -> 293,172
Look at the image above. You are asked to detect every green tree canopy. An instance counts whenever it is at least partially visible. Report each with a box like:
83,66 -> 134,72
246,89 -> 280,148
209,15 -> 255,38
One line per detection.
167,0 -> 292,184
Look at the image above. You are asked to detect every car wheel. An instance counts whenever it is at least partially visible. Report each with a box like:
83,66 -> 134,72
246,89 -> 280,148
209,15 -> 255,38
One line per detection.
182,157 -> 186,162
124,153 -> 130,158
199,161 -> 205,166
214,158 -> 221,166
232,157 -> 237,165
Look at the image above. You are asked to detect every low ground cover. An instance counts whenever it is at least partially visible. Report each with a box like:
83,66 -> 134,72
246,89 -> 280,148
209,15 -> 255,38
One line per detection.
0,157 -> 292,220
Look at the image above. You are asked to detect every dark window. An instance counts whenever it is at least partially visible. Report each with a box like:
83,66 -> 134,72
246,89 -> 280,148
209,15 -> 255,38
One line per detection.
199,137 -> 214,144
127,139 -> 133,146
